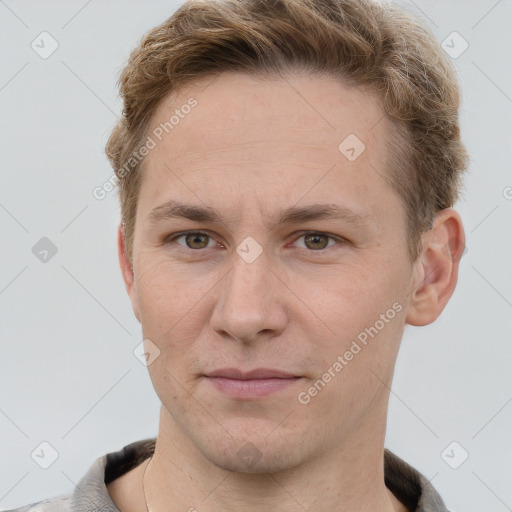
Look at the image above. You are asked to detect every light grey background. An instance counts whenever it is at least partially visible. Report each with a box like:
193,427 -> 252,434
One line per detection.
1,1 -> 511,511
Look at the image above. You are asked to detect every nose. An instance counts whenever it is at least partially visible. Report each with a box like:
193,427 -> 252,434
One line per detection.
210,246 -> 288,344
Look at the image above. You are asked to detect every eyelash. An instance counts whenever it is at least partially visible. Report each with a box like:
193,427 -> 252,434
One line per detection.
165,230 -> 346,254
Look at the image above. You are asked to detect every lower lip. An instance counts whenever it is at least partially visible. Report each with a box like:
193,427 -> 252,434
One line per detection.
206,377 -> 301,398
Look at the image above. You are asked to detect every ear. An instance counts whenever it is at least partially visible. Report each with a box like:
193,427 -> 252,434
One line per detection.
117,223 -> 142,323
405,208 -> 466,326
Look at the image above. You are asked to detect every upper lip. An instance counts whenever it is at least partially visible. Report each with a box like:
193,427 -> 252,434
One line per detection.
206,368 -> 299,380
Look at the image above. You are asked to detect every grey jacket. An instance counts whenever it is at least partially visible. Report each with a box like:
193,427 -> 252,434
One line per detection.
3,438 -> 450,512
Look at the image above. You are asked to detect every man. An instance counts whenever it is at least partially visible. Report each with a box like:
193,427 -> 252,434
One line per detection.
9,0 -> 468,510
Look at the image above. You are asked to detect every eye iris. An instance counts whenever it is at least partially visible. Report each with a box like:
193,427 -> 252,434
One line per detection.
186,233 -> 209,249
179,233 -> 331,251
304,233 -> 329,250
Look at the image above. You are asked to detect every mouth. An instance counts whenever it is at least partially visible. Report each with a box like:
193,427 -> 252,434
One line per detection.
204,368 -> 303,399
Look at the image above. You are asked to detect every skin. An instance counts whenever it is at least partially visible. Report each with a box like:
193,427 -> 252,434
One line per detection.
108,71 -> 465,512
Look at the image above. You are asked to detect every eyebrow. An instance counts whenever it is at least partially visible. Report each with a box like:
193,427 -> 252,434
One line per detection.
146,200 -> 371,229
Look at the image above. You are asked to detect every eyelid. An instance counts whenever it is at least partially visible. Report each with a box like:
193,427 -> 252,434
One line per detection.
167,230 -> 221,250
166,230 -> 346,252
290,230 -> 345,250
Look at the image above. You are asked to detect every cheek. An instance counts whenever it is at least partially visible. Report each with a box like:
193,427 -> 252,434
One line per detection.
134,257 -> 212,377
299,280 -> 406,434
135,255 -> 203,330
303,261 -> 406,370
136,262 -> 176,331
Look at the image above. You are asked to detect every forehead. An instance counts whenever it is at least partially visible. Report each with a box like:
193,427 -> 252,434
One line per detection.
147,71 -> 388,156
140,71 -> 399,222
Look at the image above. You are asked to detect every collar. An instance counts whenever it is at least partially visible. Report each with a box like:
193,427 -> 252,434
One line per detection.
69,438 -> 448,512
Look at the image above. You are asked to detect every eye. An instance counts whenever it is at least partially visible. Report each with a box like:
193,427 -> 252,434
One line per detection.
165,230 -> 344,253
167,231 -> 219,251
291,231 -> 343,251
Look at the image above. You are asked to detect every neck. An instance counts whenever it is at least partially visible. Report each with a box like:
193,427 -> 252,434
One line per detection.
142,407 -> 404,512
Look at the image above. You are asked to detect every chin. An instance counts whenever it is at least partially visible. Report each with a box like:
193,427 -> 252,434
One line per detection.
193,425 -> 310,474
207,446 -> 306,474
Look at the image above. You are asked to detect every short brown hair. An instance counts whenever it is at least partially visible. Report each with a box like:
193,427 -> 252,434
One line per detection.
105,0 -> 469,265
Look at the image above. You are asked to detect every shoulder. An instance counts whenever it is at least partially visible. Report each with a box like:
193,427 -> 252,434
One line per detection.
384,448 -> 450,511
2,438 -> 156,512
1,492 -> 72,512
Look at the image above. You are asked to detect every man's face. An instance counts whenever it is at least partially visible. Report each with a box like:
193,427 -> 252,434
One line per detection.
124,71 -> 421,472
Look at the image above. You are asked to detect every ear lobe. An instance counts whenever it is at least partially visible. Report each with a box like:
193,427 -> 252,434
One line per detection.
405,209 -> 465,327
117,223 -> 142,323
